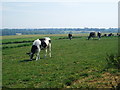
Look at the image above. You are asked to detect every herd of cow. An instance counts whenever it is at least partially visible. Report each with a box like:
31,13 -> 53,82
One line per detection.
27,32 -> 119,61
68,32 -> 120,40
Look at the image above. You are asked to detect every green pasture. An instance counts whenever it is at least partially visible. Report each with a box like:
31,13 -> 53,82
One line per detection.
2,34 -> 119,88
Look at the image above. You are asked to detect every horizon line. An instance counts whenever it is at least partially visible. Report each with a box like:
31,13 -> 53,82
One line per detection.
1,27 -> 118,29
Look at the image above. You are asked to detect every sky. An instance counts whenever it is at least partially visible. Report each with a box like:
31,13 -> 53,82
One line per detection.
0,0 -> 119,29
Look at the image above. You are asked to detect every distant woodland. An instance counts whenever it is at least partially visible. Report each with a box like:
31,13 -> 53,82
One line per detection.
1,28 -> 118,36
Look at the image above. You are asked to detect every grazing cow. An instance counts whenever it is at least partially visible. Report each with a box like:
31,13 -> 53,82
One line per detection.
68,33 -> 72,40
88,32 -> 96,40
27,37 -> 51,60
102,34 -> 107,37
117,33 -> 120,36
108,33 -> 113,37
97,31 -> 101,40
88,31 -> 101,40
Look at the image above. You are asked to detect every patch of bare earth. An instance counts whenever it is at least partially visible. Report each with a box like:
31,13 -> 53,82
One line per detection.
67,72 -> 120,88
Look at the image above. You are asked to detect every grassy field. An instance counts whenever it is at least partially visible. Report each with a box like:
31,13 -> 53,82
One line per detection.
2,34 -> 120,88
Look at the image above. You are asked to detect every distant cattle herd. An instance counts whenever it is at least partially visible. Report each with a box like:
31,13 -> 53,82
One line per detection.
88,32 -> 120,40
68,32 -> 119,41
102,33 -> 120,37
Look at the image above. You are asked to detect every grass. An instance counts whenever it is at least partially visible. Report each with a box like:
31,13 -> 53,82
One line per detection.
106,53 -> 120,69
2,34 -> 119,88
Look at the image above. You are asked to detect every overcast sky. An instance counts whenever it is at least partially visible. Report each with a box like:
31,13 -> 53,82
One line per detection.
1,0 -> 119,29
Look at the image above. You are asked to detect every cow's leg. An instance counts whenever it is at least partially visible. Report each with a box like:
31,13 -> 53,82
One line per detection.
49,49 -> 51,57
49,44 -> 51,57
36,51 -> 40,61
88,36 -> 90,40
30,53 -> 34,60
98,37 -> 100,40
44,48 -> 47,58
30,45 -> 35,60
36,47 -> 40,61
92,37 -> 94,40
98,36 -> 100,40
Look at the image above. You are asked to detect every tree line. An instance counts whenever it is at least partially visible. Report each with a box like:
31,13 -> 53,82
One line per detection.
1,28 -> 118,36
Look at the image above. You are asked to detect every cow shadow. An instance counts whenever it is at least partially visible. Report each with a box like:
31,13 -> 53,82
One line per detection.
19,59 -> 36,62
19,58 -> 45,63
87,38 -> 99,40
93,38 -> 99,40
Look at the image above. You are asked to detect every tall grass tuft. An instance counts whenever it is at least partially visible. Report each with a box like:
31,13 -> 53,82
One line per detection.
106,53 -> 120,69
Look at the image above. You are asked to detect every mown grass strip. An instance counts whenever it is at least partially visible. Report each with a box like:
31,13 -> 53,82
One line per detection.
2,40 -> 34,45
58,36 -> 82,40
2,43 -> 31,49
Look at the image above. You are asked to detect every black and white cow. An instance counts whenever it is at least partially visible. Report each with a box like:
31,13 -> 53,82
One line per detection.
68,33 -> 72,40
97,31 -> 101,40
88,31 -> 101,40
27,37 -> 51,60
88,32 -> 96,40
